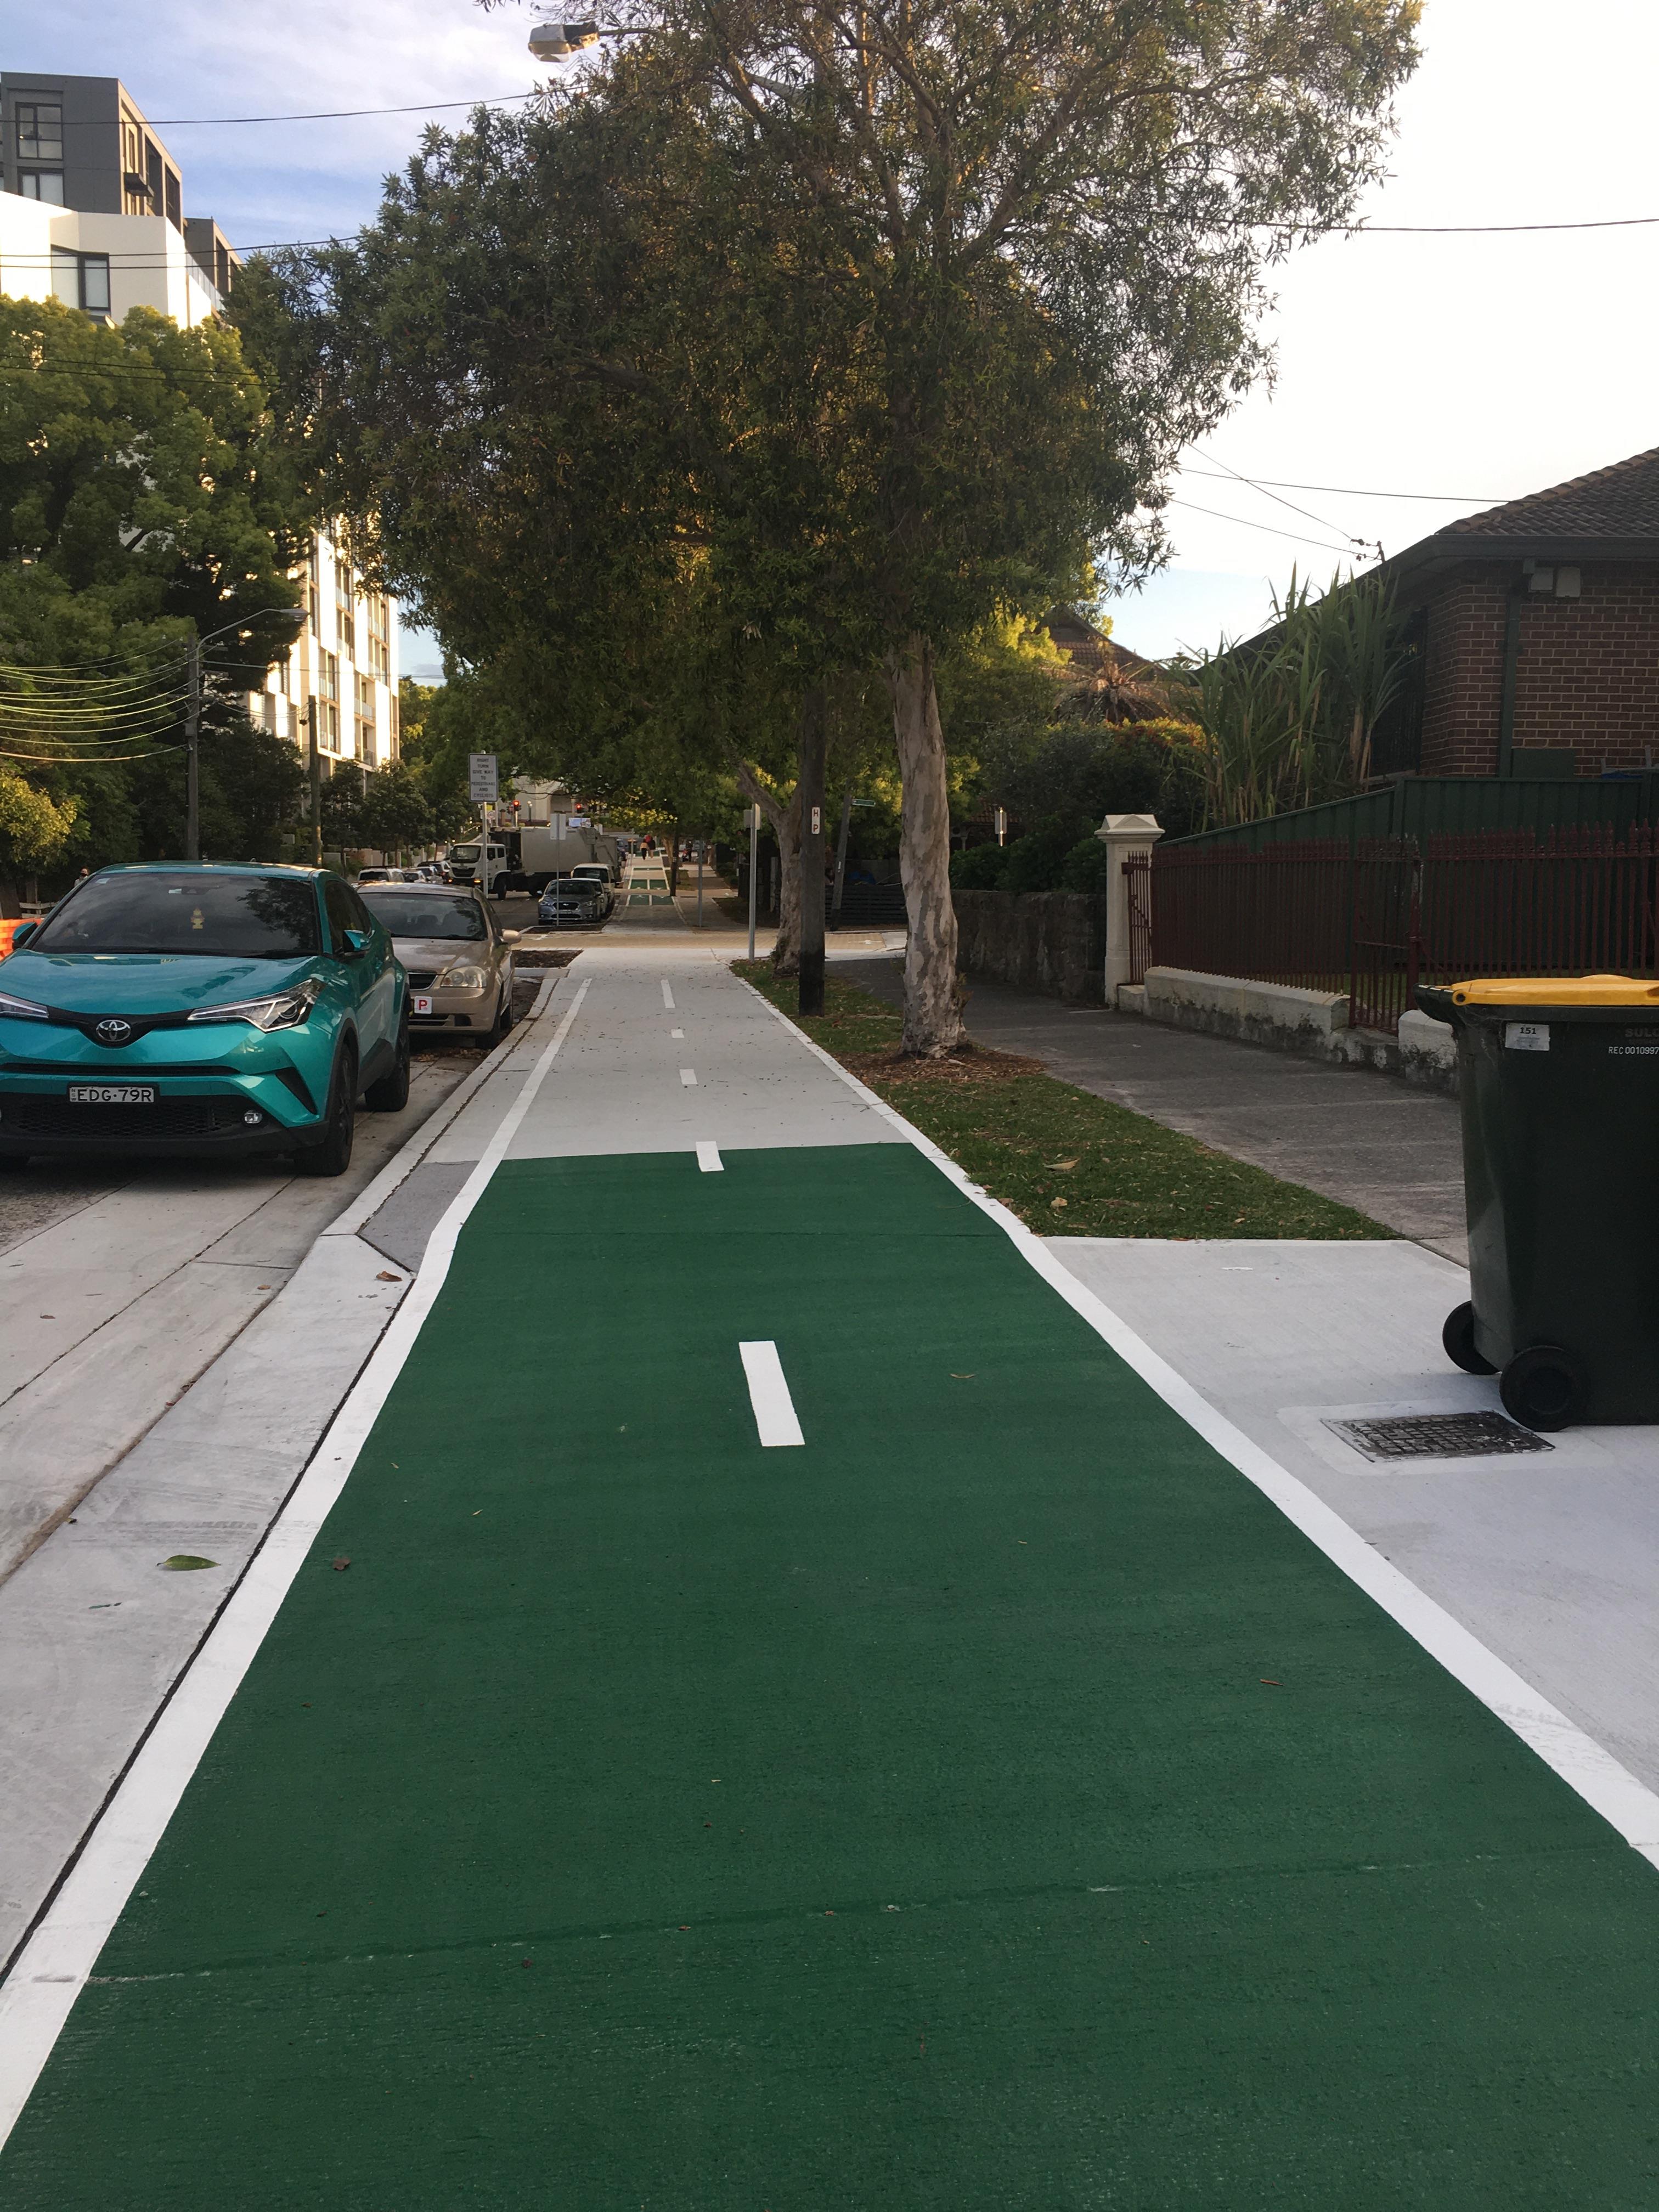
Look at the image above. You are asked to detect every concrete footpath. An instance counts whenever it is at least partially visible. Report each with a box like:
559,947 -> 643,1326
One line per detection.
840,957 -> 1469,1259
2,949 -> 1657,2205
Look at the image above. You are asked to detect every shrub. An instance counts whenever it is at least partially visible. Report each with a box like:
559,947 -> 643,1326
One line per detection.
950,842 -> 1007,889
1057,835 -> 1115,892
999,822 -> 1080,895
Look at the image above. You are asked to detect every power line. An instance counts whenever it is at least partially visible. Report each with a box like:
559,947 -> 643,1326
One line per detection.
1160,498 -> 1368,558
1183,468 -> 1505,503
52,92 -> 544,128
1193,446 -> 1364,548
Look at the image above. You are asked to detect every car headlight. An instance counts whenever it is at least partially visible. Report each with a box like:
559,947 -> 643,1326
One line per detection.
437,962 -> 489,993
0,990 -> 48,1022
188,975 -> 323,1031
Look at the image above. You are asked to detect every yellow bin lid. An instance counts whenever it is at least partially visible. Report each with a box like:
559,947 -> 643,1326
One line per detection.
1446,974 -> 1659,1007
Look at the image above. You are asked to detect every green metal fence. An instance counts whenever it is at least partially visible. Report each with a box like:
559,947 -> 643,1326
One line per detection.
1164,775 -> 1659,855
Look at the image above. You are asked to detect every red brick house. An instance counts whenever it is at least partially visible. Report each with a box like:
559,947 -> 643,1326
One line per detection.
1378,447 -> 1659,778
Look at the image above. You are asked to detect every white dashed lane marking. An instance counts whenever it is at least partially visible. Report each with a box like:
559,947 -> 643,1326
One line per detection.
696,1142 -> 723,1173
680,1069 -> 697,1087
738,1341 -> 804,1447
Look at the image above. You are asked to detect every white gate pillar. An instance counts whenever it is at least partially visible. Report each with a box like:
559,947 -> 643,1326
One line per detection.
1095,812 -> 1164,999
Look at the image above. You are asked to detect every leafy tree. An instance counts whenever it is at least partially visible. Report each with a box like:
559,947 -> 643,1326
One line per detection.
259,0 -> 1415,1045
0,295 -> 310,896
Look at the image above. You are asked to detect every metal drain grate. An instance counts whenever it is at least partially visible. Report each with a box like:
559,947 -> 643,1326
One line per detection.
1325,1412 -> 1553,1462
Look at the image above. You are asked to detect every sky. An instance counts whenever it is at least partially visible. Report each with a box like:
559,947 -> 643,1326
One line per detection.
10,1 -> 1659,668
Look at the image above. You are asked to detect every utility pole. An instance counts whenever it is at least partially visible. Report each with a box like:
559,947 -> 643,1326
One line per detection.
797,688 -> 827,1017
306,696 -> 323,866
696,838 -> 704,929
184,634 -> 201,862
747,803 -> 760,960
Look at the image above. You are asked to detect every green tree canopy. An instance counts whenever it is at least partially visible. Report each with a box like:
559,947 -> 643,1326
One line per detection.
0,295 -> 312,894
252,0 -> 1417,1043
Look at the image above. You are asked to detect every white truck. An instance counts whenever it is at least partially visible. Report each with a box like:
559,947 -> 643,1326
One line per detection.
445,825 -> 622,896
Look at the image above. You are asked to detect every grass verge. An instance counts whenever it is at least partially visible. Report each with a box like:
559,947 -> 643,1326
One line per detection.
732,962 -> 1392,1242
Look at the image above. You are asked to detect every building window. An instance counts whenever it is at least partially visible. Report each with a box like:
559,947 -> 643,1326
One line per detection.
364,592 -> 392,684
165,167 -> 182,231
145,140 -> 163,213
50,249 -> 111,319
121,118 -> 145,211
261,694 -> 278,735
18,172 -> 65,203
355,674 -> 377,758
16,102 -> 64,162
335,567 -> 356,658
215,241 -> 230,295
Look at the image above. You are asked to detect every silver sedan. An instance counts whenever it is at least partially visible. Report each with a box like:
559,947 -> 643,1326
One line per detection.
356,883 -> 519,1047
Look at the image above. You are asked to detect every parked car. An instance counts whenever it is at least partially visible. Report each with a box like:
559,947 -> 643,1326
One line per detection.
537,875 -> 608,928
358,866 -> 421,884
569,862 -> 618,906
0,865 -> 408,1176
355,882 -> 518,1045
415,862 -> 448,882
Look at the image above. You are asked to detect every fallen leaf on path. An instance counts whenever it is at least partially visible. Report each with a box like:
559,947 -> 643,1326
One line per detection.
1050,1196 -> 1068,1210
332,1556 -> 351,1572
950,1373 -> 975,1379
377,1271 -> 403,1283
1260,1678 -> 1282,1687
1045,1159 -> 1080,1170
159,1555 -> 216,1571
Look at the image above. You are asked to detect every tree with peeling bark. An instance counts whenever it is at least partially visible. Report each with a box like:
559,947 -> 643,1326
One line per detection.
526,0 -> 1421,1051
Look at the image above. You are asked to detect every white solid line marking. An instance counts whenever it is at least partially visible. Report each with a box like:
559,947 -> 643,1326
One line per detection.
670,1028 -> 684,1039
0,980 -> 593,2153
696,1142 -> 723,1173
680,1068 -> 697,1087
739,1340 -> 804,1447
733,972 -> 1659,1872
661,980 -> 675,1009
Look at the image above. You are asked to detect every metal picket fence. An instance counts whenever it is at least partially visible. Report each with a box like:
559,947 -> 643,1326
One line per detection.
1125,825 -> 1659,1035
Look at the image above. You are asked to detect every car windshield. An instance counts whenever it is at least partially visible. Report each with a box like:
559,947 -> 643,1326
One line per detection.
448,843 -> 481,864
544,881 -> 600,899
32,873 -> 320,957
359,894 -> 487,941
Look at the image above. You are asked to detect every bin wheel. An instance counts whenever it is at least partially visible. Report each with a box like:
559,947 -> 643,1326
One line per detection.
1499,1344 -> 1586,1434
1441,1301 -> 1496,1377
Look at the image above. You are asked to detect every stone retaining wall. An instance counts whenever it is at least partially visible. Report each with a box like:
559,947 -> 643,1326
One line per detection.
1131,966 -> 1459,1092
952,890 -> 1109,1004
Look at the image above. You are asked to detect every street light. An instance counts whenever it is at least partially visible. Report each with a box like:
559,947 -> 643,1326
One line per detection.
184,603 -> 307,864
529,19 -> 602,58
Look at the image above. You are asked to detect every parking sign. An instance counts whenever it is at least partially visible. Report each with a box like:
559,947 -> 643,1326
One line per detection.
468,753 -> 499,802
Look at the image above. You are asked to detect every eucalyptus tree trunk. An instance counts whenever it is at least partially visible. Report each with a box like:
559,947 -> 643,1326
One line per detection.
731,755 -> 802,973
884,633 -> 963,1057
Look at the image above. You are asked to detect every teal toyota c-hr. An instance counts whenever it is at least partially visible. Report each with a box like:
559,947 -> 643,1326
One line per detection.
0,865 -> 409,1176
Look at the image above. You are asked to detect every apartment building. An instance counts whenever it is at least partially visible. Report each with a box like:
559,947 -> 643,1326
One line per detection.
0,70 -> 400,777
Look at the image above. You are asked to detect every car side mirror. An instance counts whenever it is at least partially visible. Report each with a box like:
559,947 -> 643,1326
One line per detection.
501,929 -> 521,944
9,922 -> 37,949
340,929 -> 369,960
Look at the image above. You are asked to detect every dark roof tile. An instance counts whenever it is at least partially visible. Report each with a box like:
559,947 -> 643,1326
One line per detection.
1444,447 -> 1659,541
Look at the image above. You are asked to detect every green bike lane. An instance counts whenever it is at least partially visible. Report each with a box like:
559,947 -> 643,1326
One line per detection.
3,989 -> 1658,2203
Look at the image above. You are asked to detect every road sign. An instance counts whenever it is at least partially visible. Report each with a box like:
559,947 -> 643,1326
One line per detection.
468,753 -> 499,802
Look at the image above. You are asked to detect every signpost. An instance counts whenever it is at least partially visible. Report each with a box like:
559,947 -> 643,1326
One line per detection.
468,755 -> 500,894
747,804 -> 760,960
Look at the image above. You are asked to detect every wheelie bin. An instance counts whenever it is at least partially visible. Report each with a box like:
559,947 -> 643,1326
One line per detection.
1418,974 -> 1659,1431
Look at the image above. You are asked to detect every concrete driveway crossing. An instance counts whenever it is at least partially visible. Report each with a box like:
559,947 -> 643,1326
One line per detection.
2,950 -> 1657,2207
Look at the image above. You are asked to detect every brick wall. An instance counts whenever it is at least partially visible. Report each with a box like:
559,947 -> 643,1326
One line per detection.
1419,561 -> 1659,776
